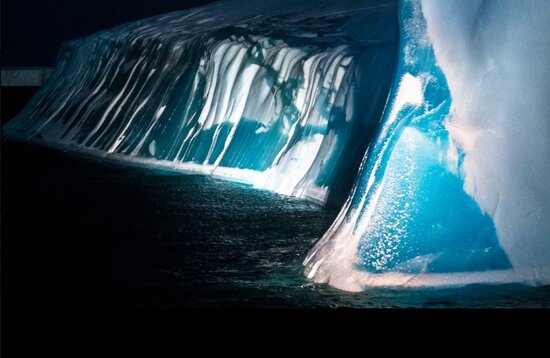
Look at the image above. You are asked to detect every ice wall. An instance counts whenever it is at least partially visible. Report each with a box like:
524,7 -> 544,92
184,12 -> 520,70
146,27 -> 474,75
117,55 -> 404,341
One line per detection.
305,0 -> 550,290
3,0 -> 397,207
422,0 -> 550,283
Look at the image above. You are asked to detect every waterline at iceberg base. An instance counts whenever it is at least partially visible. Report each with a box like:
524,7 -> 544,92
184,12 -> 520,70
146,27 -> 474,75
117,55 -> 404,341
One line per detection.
4,0 -> 550,297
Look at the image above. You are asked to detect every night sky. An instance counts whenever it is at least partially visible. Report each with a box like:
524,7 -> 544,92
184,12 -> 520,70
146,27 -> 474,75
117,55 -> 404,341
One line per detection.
2,0 -> 218,66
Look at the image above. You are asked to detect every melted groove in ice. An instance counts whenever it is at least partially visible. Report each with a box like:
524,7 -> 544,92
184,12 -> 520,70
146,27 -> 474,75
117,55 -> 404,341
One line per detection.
4,0 -> 397,207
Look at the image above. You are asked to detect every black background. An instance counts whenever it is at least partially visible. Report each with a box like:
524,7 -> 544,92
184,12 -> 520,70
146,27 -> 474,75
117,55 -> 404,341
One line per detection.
2,0 -> 217,66
1,0 -> 546,349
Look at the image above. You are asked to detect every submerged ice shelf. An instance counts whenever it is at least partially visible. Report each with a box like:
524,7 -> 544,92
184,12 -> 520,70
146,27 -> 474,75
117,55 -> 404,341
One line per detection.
5,0 -> 550,291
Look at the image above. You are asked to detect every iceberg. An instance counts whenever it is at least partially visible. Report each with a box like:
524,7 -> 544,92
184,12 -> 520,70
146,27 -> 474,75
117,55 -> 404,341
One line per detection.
305,0 -> 550,290
5,0 -> 550,291
4,0 -> 397,207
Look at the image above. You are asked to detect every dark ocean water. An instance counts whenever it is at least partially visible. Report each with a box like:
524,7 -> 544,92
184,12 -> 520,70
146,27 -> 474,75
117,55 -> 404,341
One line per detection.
3,142 -> 550,309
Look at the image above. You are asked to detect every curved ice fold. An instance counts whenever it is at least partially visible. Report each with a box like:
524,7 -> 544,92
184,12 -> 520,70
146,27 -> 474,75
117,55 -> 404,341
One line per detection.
422,0 -> 550,283
305,0 -> 550,290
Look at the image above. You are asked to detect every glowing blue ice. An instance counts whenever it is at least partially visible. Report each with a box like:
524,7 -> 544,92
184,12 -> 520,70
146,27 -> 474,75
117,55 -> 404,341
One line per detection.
4,0 -> 397,207
305,0 -> 550,290
5,0 -> 550,290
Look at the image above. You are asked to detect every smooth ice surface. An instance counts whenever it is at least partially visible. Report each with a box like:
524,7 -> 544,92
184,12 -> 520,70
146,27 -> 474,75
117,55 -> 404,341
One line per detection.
422,0 -> 550,284
305,0 -> 550,290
